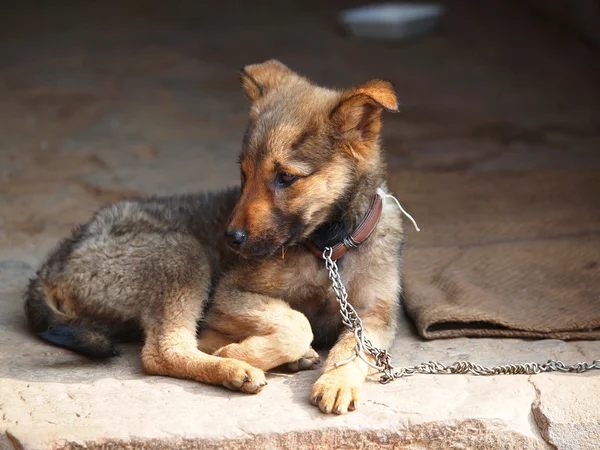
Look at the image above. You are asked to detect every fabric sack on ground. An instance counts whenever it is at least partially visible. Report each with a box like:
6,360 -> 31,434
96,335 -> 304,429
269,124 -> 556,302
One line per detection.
391,170 -> 600,339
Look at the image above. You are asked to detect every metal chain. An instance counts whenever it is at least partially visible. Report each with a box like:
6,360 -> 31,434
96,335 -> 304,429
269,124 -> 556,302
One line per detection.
322,247 -> 600,384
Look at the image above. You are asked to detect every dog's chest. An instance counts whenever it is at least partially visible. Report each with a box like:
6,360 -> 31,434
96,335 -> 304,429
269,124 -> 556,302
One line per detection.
285,256 -> 364,323
249,251 -> 365,327
280,258 -> 331,303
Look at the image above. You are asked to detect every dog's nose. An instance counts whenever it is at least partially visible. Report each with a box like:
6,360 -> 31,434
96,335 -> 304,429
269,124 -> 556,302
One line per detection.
224,229 -> 248,249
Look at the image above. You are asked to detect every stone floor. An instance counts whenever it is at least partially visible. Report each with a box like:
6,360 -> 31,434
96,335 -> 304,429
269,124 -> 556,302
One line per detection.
1,1 -> 599,449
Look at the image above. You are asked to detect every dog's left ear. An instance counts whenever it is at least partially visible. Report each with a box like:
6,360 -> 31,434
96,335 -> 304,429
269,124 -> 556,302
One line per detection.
240,59 -> 293,102
330,79 -> 399,156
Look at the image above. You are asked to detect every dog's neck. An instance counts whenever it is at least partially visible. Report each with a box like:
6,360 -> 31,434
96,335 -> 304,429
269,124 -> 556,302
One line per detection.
308,174 -> 383,249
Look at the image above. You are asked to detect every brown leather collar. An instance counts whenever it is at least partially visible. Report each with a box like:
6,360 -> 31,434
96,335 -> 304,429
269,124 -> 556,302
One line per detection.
307,193 -> 384,260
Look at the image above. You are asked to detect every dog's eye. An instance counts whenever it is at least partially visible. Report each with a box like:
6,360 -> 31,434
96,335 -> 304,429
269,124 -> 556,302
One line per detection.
275,172 -> 298,188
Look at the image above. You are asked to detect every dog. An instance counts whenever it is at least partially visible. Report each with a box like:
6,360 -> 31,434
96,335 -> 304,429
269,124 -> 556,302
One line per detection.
24,60 -> 404,414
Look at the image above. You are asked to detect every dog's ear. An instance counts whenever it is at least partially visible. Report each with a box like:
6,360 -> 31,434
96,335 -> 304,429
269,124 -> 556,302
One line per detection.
240,60 -> 293,102
330,79 -> 399,157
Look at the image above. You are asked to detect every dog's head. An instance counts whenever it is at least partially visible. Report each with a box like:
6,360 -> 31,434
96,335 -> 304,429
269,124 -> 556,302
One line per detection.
225,60 -> 398,258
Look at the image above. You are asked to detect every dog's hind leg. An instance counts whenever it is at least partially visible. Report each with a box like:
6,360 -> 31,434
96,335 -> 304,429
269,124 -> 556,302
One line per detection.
196,328 -> 234,354
197,327 -> 319,372
141,288 -> 267,394
204,285 -> 318,372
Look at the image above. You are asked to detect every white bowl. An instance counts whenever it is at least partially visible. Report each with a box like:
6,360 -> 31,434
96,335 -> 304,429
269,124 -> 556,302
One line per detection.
339,2 -> 445,41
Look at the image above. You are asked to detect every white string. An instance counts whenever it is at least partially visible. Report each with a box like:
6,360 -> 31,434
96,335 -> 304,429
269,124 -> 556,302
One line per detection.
377,188 -> 421,232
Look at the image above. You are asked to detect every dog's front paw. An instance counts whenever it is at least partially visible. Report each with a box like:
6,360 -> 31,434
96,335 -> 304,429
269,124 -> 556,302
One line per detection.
310,364 -> 363,414
221,359 -> 267,394
286,347 -> 321,372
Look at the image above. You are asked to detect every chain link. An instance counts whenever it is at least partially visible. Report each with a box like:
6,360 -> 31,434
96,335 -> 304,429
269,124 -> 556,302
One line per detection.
322,247 -> 600,384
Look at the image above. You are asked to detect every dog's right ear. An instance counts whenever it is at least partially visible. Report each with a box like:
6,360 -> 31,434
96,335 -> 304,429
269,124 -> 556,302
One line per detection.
240,60 -> 293,102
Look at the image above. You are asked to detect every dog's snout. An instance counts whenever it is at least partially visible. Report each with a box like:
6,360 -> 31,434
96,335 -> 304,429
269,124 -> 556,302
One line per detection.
225,228 -> 248,249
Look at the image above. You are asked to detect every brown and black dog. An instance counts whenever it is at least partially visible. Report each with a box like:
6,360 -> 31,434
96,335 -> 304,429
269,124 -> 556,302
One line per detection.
25,60 -> 404,414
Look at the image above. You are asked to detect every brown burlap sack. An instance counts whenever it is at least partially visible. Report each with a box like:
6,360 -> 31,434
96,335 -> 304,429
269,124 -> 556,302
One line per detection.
390,170 -> 600,340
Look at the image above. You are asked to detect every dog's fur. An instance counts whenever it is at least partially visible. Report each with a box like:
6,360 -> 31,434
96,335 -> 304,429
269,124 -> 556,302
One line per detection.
24,60 -> 404,414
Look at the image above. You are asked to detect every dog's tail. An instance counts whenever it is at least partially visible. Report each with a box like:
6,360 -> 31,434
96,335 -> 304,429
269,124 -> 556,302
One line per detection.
24,277 -> 118,358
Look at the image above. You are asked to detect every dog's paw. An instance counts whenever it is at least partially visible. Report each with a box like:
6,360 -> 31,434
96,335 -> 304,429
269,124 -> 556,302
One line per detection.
221,359 -> 267,394
310,365 -> 363,414
286,347 -> 321,372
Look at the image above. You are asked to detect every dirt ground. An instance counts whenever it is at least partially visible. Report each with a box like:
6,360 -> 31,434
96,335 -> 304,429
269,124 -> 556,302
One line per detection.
1,0 -> 599,252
